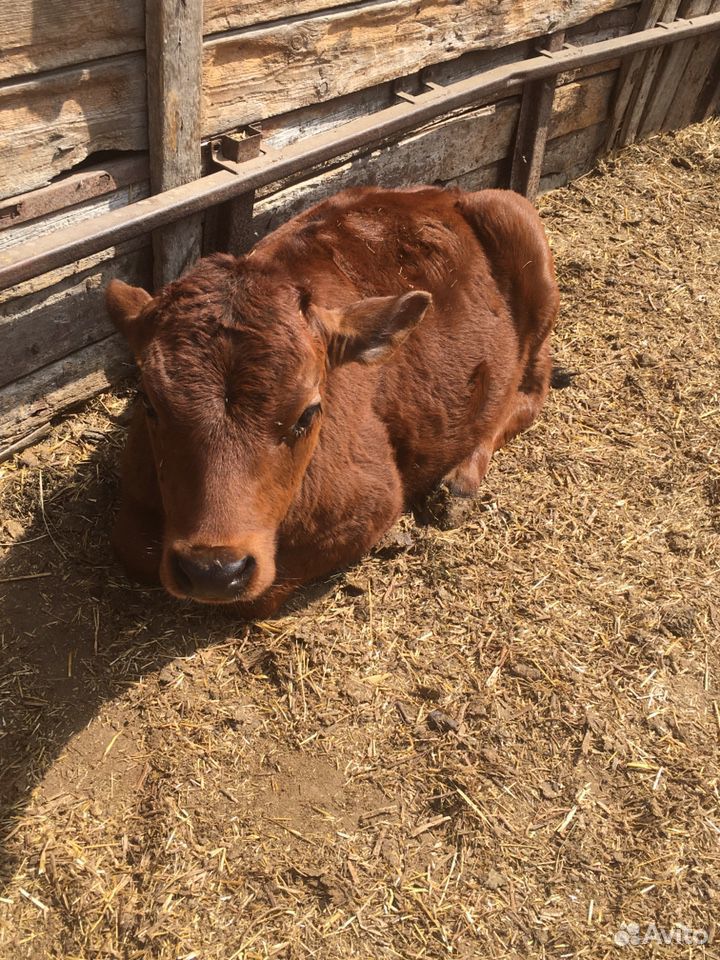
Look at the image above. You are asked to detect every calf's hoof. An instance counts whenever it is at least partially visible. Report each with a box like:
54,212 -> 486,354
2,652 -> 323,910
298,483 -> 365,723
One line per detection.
414,483 -> 475,530
443,446 -> 492,498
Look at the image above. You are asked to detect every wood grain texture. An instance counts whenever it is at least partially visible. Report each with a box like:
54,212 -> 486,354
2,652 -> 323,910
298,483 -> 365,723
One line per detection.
663,0 -> 720,128
0,335 -> 133,447
606,0 -> 670,148
0,247 -> 150,389
510,31 -> 566,199
203,0 -> 352,35
147,0 -> 204,286
617,0 -> 682,144
252,101 -> 517,238
0,0 -> 144,80
540,119 -> 609,189
201,0 -> 628,134
0,184 -> 149,255
0,55 -> 148,201
698,45 -> 720,118
0,0 -> 631,200
254,1 -> 629,154
639,0 -> 714,135
0,156 -> 148,232
0,237 -> 147,307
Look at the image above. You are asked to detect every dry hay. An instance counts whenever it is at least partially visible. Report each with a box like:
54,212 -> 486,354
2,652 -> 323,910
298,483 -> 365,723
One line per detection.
1,119 -> 719,960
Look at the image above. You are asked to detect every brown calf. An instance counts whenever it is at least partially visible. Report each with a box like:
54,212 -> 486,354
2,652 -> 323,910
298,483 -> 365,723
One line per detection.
106,186 -> 559,617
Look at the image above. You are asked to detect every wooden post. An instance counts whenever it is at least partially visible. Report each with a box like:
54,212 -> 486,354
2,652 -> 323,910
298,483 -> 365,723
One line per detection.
509,31 -> 565,200
619,0 -> 682,144
203,128 -> 263,257
606,0 -> 667,149
145,0 -> 203,289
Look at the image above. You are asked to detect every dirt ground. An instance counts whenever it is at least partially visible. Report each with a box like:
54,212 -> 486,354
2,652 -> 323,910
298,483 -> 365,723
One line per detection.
1,120 -> 719,960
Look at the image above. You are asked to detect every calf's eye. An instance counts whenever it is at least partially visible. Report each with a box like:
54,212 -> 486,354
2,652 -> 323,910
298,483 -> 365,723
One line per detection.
291,402 -> 322,438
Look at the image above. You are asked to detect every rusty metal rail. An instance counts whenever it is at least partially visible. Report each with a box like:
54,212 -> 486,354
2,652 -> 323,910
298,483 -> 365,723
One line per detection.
1,11 -> 719,292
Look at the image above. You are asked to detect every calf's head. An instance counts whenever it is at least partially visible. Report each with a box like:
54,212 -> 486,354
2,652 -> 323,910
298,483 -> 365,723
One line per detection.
106,255 -> 430,605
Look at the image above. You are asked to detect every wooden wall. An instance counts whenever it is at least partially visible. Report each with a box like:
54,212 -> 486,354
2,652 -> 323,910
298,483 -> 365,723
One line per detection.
1,0 -> 719,455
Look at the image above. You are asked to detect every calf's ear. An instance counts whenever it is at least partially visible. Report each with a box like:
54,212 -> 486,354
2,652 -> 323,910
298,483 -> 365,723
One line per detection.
105,280 -> 153,353
318,290 -> 432,366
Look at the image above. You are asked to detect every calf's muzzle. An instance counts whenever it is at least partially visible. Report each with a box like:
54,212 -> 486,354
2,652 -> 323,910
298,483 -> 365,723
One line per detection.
170,547 -> 257,602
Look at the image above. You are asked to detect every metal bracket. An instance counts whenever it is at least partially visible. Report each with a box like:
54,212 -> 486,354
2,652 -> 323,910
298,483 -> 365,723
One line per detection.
658,17 -> 689,29
205,123 -> 263,256
538,42 -> 580,60
395,90 -> 418,104
210,124 -> 263,173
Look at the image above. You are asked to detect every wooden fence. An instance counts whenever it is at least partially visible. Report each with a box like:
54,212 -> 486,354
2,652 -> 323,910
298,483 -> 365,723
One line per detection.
1,0 -> 719,457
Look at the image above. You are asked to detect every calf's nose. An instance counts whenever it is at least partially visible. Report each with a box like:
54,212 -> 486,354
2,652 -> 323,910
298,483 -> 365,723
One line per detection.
171,549 -> 256,601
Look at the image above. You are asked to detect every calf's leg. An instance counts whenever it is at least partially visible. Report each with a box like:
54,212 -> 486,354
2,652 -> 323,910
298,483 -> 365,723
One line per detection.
444,190 -> 559,497
492,335 -> 552,452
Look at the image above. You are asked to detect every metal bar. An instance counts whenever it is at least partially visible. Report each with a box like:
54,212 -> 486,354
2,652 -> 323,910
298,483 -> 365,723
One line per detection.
1,11 -> 719,292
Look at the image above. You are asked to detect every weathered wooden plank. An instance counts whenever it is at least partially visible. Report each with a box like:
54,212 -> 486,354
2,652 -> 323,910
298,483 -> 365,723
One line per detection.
451,160 -> 504,193
663,0 -> 720,128
0,183 -> 149,255
510,31 -> 566,199
0,0 -> 144,81
147,0 -> 204,286
540,120 -> 610,189
0,54 -> 147,201
698,45 -> 720,117
0,237 -> 148,307
617,0 -> 682,145
551,70 -> 618,138
0,335 -> 132,449
202,0 -> 628,135
259,36 -> 537,153
252,100 -> 518,238
203,0 -> 353,35
565,4 -> 639,42
0,156 -> 148,233
606,0 -> 669,148
0,247 -> 150,389
204,0 -> 635,37
0,0 -> 635,202
639,0 -> 714,135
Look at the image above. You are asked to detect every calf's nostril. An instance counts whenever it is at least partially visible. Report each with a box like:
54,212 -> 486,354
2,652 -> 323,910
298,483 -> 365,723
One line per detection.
227,554 -> 256,587
172,552 -> 194,592
170,549 -> 256,598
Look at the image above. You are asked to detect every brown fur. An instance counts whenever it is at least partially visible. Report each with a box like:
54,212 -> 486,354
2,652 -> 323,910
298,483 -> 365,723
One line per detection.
105,186 -> 559,616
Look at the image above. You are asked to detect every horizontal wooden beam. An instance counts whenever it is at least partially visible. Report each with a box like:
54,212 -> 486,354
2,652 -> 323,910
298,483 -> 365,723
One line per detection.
202,0 -> 626,137
0,10 -> 719,291
0,156 -> 148,233
0,334 -> 131,451
0,246 -> 150,388
0,0 -> 631,199
0,0 -> 144,80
